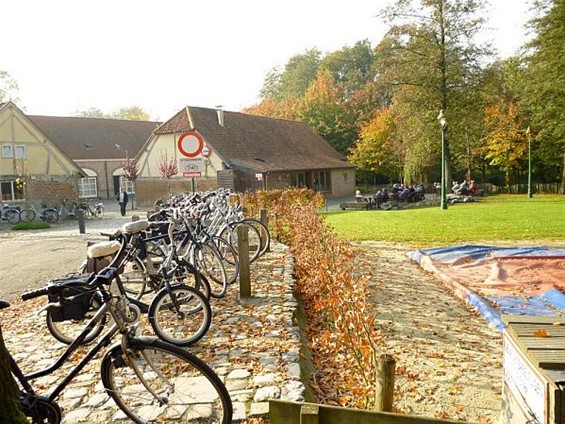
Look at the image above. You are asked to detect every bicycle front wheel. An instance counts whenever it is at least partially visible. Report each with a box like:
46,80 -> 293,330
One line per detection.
95,206 -> 104,218
148,284 -> 212,347
4,209 -> 21,224
42,208 -> 59,223
101,338 -> 232,423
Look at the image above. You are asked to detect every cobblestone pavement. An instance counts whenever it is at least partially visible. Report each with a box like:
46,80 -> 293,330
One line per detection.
1,239 -> 304,423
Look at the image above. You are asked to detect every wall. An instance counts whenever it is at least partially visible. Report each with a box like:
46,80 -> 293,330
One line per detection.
330,168 -> 356,197
135,177 -> 218,206
26,175 -> 78,207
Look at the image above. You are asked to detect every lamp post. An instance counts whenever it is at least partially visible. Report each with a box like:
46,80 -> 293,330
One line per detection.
526,126 -> 532,198
437,109 -> 448,210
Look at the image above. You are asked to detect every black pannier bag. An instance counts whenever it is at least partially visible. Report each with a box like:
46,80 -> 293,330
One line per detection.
48,273 -> 96,322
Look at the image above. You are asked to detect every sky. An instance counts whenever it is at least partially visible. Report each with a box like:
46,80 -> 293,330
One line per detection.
2,0 -> 534,121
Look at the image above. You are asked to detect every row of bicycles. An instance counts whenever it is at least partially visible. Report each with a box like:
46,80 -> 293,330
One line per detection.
3,188 -> 270,423
0,198 -> 104,224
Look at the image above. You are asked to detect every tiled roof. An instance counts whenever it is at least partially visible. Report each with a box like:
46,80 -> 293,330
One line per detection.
153,106 -> 353,172
28,115 -> 161,160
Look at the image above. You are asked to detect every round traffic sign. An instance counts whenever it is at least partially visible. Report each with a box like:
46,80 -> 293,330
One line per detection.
177,131 -> 204,158
202,145 -> 212,157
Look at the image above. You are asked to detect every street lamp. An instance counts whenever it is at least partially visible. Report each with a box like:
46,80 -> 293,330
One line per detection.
526,126 -> 533,198
437,109 -> 448,210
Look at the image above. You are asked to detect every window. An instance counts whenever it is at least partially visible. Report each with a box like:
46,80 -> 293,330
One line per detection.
79,177 -> 98,198
15,145 -> 26,159
121,177 -> 135,194
0,180 -> 24,202
312,170 -> 331,192
1,144 -> 26,159
2,144 -> 14,158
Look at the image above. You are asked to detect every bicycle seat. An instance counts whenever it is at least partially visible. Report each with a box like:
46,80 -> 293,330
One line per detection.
0,300 -> 11,309
122,220 -> 150,234
87,241 -> 121,259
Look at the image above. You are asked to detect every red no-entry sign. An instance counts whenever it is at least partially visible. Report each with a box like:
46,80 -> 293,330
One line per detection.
177,130 -> 204,158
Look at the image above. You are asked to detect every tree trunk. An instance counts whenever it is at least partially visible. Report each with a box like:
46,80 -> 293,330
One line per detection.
0,324 -> 28,423
561,151 -> 565,194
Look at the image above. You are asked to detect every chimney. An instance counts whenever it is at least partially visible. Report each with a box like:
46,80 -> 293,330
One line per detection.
216,105 -> 224,127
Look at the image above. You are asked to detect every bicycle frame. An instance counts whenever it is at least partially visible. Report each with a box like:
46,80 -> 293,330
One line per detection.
11,270 -> 136,403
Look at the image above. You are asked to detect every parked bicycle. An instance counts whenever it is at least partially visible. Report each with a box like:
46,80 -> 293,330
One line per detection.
79,199 -> 104,219
7,229 -> 232,423
41,198 -> 80,223
43,219 -> 213,348
0,202 -> 21,224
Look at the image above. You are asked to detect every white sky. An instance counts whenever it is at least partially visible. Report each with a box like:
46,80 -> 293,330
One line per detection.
2,0 -> 533,121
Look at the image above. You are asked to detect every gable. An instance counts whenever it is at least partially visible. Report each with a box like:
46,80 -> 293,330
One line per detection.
0,102 -> 83,176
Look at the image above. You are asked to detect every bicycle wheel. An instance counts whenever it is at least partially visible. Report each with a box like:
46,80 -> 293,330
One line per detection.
168,260 -> 211,301
241,218 -> 271,260
219,222 -> 262,263
148,284 -> 212,347
4,208 -> 21,224
45,297 -> 107,345
41,208 -> 59,223
101,338 -> 232,423
211,235 -> 239,284
192,242 -> 228,298
120,256 -> 149,299
95,206 -> 104,218
21,208 -> 36,222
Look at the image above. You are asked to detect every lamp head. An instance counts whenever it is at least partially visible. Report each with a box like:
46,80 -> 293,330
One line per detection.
437,109 -> 447,128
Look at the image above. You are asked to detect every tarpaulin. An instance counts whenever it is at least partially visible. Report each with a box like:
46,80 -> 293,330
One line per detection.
407,244 -> 565,331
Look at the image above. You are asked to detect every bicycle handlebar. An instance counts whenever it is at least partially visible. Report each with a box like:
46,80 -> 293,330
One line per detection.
21,287 -> 49,301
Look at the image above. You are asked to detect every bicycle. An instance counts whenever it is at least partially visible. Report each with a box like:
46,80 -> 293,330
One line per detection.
0,203 -> 21,224
44,220 -> 213,348
5,230 -> 232,423
41,199 -> 80,223
79,199 -> 104,219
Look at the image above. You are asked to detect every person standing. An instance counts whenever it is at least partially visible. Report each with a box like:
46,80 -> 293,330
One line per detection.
117,189 -> 128,216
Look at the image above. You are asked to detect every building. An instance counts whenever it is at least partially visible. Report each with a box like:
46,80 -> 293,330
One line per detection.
135,106 -> 355,205
2,102 -> 355,207
0,102 -> 84,205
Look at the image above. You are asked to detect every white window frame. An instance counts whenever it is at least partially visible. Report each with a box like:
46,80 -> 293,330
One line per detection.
2,144 -> 14,158
14,145 -> 26,159
0,180 -> 24,202
120,177 -> 135,195
79,177 -> 98,198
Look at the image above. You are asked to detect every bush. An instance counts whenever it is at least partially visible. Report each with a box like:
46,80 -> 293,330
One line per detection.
11,222 -> 50,231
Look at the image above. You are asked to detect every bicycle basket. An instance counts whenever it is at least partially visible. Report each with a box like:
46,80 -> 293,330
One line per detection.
48,274 -> 96,322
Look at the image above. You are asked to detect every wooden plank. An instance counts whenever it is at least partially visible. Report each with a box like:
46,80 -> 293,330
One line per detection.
270,400 -> 470,424
503,315 -> 565,325
520,338 -> 565,348
301,404 -> 319,424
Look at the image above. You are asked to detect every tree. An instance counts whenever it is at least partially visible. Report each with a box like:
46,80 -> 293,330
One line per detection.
348,106 -> 407,181
297,69 -> 358,155
375,0 -> 491,185
158,151 -> 178,194
0,326 -> 27,423
74,106 -> 151,121
520,0 -> 565,193
0,70 -> 20,103
121,150 -> 139,209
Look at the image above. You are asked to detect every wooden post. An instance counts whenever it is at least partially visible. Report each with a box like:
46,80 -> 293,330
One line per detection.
300,404 -> 319,424
374,353 -> 395,412
259,208 -> 270,252
237,224 -> 251,299
77,209 -> 86,234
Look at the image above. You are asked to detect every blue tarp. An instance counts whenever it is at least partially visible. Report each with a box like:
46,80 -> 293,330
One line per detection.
408,244 -> 565,331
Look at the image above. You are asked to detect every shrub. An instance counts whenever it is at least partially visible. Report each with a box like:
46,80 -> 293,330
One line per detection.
11,222 -> 50,231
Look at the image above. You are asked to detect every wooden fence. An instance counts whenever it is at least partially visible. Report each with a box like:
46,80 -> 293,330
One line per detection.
269,400 -> 471,424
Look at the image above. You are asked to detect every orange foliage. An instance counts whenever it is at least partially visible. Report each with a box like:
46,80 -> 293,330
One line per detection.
241,189 -> 386,409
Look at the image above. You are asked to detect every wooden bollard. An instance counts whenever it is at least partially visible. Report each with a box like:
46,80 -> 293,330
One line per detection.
237,224 -> 251,299
374,353 -> 395,412
259,208 -> 270,252
77,209 -> 86,234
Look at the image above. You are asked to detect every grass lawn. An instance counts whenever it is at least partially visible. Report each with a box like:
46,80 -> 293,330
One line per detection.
321,194 -> 565,248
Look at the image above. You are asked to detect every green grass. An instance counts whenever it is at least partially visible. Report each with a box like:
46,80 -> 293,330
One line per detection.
11,221 -> 51,231
321,194 -> 565,248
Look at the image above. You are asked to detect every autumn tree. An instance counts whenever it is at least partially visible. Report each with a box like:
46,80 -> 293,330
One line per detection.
375,0 -> 490,185
121,150 -> 139,209
348,107 -> 407,182
158,151 -> 178,194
